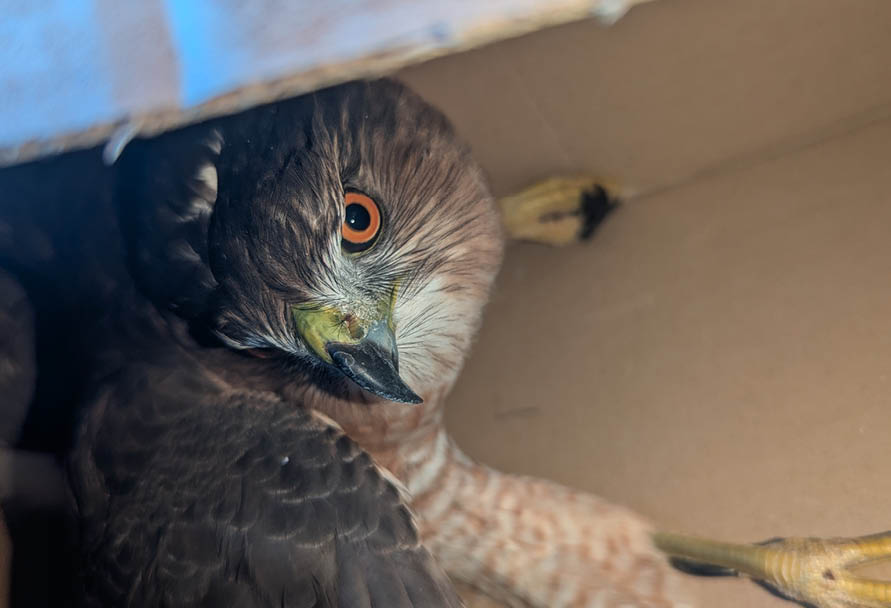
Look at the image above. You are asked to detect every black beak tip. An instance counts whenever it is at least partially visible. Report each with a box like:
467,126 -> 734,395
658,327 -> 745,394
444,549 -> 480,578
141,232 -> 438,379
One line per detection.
328,347 -> 423,405
390,390 -> 424,405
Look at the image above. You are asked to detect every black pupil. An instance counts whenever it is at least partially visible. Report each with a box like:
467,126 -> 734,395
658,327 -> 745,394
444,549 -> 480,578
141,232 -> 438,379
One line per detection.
345,203 -> 371,232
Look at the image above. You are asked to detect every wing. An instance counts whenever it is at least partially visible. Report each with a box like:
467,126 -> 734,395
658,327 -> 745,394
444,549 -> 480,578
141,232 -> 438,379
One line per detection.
70,349 -> 462,608
0,268 -> 35,446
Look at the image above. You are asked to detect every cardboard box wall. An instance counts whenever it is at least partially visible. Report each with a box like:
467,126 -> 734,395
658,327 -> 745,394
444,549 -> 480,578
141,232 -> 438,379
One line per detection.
399,0 -> 891,605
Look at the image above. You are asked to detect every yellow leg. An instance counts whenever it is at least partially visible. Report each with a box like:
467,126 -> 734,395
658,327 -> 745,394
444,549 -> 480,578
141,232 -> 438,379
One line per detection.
496,176 -> 620,246
653,530 -> 891,608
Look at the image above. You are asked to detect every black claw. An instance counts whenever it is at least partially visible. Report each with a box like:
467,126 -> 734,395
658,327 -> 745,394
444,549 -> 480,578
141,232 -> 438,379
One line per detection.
668,557 -> 738,578
578,184 -> 619,240
754,536 -> 787,547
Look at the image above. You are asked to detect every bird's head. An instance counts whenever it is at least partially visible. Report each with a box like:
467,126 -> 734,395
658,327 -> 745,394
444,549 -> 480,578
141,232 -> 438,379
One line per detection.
119,80 -> 503,404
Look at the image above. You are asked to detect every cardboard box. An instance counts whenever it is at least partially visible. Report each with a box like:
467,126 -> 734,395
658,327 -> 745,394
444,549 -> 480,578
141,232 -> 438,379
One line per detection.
399,1 -> 891,605
7,1 -> 891,605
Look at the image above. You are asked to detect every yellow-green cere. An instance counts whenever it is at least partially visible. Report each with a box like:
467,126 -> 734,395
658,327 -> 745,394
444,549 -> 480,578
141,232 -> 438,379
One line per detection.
292,282 -> 400,363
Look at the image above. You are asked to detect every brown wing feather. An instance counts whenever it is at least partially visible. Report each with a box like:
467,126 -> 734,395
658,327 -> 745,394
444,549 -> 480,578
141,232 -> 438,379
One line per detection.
0,269 -> 35,446
70,340 -> 462,607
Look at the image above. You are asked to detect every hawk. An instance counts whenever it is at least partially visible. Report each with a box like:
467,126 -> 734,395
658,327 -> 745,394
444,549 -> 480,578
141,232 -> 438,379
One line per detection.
17,78 -> 885,608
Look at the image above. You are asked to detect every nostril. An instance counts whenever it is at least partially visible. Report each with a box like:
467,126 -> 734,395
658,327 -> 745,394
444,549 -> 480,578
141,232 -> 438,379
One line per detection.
341,314 -> 365,340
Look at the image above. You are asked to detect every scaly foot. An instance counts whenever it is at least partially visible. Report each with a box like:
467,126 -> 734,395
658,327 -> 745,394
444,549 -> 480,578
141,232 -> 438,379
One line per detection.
653,530 -> 891,607
497,176 -> 620,246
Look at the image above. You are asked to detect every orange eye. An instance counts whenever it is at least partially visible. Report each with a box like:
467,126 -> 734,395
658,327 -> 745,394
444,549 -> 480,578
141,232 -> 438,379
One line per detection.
341,191 -> 381,253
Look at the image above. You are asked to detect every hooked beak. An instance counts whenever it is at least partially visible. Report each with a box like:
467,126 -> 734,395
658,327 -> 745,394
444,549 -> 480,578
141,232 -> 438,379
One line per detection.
326,320 -> 421,404
292,301 -> 422,405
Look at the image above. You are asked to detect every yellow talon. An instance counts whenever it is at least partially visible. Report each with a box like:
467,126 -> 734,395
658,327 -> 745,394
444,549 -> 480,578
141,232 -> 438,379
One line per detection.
653,530 -> 891,607
496,176 -> 620,246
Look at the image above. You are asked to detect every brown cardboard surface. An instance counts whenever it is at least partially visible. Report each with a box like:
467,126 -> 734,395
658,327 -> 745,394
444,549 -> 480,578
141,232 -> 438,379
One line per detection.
451,120 -> 891,606
400,0 -> 891,198
398,1 -> 891,605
